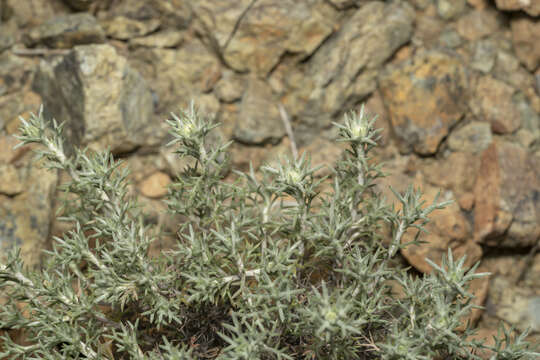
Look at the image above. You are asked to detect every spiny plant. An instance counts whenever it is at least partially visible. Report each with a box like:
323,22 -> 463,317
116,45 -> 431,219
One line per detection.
0,101 -> 538,359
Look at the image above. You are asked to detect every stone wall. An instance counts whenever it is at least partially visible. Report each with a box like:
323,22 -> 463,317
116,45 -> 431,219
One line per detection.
0,0 -> 539,345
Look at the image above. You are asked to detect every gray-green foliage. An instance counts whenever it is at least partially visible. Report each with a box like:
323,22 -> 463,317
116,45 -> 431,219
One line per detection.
0,102 -> 538,359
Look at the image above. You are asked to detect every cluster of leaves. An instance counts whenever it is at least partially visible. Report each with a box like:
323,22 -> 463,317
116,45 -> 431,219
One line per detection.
0,102 -> 538,359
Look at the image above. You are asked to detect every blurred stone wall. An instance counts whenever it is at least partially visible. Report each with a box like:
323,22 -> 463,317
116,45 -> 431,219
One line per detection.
0,0 -> 539,343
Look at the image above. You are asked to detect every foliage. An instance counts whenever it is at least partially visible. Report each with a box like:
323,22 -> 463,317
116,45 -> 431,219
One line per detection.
0,102 -> 538,359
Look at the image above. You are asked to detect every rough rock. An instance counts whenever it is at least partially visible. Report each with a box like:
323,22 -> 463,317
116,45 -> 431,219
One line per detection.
192,0 -> 337,76
235,76 -> 285,145
436,0 -> 466,20
487,276 -> 540,333
412,13 -> 445,48
0,151 -> 58,269
23,13 -> 106,49
457,9 -> 503,41
128,30 -> 184,49
469,76 -> 522,134
213,70 -> 245,103
422,151 -> 481,197
101,16 -> 160,40
107,0 -> 192,30
0,22 -> 16,53
379,50 -> 469,155
305,1 -> 414,117
2,0 -> 65,28
136,171 -> 172,199
510,15 -> 540,71
467,0 -> 490,9
495,0 -> 540,17
470,38 -> 497,73
128,38 -> 221,117
447,121 -> 493,154
32,44 -> 156,157
0,52 -> 36,97
0,90 -> 42,134
474,140 -> 540,247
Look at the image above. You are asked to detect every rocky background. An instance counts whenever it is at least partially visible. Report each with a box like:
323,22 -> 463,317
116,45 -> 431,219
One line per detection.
0,0 -> 539,350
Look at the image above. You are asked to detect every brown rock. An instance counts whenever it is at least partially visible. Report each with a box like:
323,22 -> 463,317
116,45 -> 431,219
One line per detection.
496,0 -> 540,17
0,155 -> 58,270
33,44 -> 156,157
447,121 -> 493,154
510,15 -> 540,72
0,134 -> 31,165
307,1 -> 414,116
235,77 -> 285,145
23,13 -> 106,49
0,52 -> 36,96
132,39 -> 221,117
214,70 -> 245,103
458,192 -> 475,211
137,171 -> 172,199
101,16 -> 160,40
473,140 -> 540,247
488,276 -> 540,332
193,0 -> 337,76
0,90 -> 42,135
0,163 -> 23,195
422,151 -> 481,196
469,76 -> 522,134
3,0 -> 64,28
379,50 -> 468,155
412,14 -> 445,48
457,9 -> 502,41
467,0 -> 489,9
436,0 -> 466,20
128,30 -> 184,49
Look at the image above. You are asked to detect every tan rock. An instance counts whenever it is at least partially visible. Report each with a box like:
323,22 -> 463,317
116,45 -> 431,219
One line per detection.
458,192 -> 475,211
308,1 -> 414,116
33,44 -> 156,157
0,164 -> 23,195
214,71 -> 245,103
488,276 -> 540,332
510,15 -> 540,71
235,76 -> 285,145
101,16 -> 160,40
137,39 -> 221,117
473,140 -> 540,247
128,30 -> 184,49
23,13 -> 106,48
457,9 -> 502,41
379,50 -> 468,155
193,0 -> 337,76
0,155 -> 58,270
447,121 -> 493,154
137,171 -> 171,199
0,134 -> 32,165
467,0 -> 490,9
422,151 -> 481,196
496,0 -> 540,17
469,76 -> 521,134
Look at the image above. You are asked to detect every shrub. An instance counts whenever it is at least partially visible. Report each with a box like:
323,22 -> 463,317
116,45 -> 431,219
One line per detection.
0,102 -> 538,359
